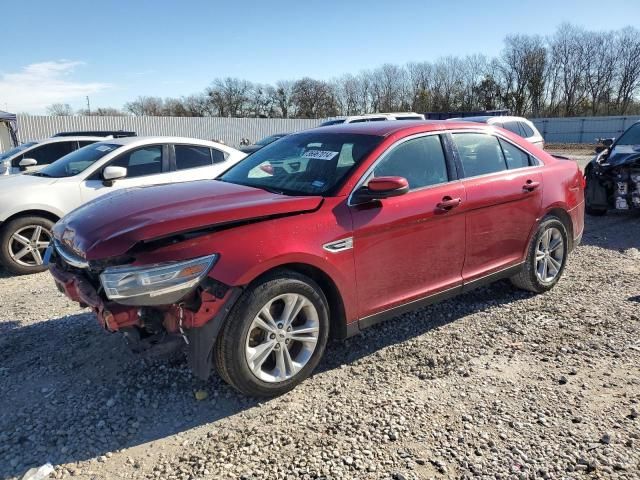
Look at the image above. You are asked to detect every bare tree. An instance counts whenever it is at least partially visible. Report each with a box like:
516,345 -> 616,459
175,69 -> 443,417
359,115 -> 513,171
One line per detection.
406,61 -> 433,112
582,31 -> 617,115
613,27 -> 640,114
290,78 -> 338,118
206,78 -> 253,117
124,96 -> 165,116
46,103 -> 73,116
77,107 -> 127,116
548,24 -> 589,116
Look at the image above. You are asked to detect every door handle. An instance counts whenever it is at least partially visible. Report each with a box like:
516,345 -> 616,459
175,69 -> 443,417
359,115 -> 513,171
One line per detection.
523,180 -> 540,192
436,196 -> 461,211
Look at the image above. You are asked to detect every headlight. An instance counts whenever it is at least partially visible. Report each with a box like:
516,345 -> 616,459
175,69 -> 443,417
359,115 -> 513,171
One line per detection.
100,254 -> 217,302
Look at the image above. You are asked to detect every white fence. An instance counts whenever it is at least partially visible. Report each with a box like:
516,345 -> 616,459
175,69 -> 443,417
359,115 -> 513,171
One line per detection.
531,115 -> 640,144
15,115 -> 323,147
13,114 -> 640,147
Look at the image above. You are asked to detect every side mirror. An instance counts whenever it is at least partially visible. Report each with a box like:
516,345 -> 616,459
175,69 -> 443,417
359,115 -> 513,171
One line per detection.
102,166 -> 127,186
602,138 -> 614,147
351,176 -> 409,205
595,145 -> 606,154
19,158 -> 38,171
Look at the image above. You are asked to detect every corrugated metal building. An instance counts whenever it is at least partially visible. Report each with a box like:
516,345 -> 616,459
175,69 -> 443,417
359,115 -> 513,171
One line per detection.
15,115 -> 322,147
531,115 -> 640,143
13,114 -> 640,147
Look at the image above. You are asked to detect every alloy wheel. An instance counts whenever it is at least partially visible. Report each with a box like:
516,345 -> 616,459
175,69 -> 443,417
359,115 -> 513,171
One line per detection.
8,225 -> 52,267
245,293 -> 320,383
535,227 -> 565,283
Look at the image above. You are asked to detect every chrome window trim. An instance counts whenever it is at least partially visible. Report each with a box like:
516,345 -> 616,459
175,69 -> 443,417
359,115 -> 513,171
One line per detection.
347,131 -> 453,207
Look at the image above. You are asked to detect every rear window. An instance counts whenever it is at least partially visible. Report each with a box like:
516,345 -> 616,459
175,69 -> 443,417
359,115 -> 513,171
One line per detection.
519,122 -> 535,138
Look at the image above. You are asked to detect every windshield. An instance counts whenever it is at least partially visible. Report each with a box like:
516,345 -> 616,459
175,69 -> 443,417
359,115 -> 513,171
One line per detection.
616,123 -> 640,146
220,132 -> 383,195
256,135 -> 283,146
38,143 -> 121,178
0,142 -> 37,160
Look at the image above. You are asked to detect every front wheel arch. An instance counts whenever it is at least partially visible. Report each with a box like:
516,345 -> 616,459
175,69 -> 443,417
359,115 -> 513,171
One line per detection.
248,263 -> 348,339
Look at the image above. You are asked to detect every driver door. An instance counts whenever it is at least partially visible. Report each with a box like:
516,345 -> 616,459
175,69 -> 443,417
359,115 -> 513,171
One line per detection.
350,133 -> 466,319
79,144 -> 173,203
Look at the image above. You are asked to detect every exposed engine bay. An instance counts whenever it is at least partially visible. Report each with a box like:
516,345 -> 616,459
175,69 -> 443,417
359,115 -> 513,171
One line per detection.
585,127 -> 640,215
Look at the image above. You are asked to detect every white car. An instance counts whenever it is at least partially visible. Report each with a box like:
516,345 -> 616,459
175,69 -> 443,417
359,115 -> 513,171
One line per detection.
0,136 -> 246,274
0,135 -> 108,176
319,112 -> 425,126
450,116 -> 545,148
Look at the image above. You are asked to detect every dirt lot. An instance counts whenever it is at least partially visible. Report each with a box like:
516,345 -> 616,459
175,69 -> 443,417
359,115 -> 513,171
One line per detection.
1,153 -> 639,479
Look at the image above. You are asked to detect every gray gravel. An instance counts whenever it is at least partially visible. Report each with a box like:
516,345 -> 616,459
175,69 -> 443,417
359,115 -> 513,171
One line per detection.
1,212 -> 639,479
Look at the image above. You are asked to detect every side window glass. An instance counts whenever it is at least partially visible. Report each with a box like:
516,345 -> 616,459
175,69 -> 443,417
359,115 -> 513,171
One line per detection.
499,138 -> 532,169
111,146 -> 163,178
519,122 -> 535,138
452,133 -> 507,177
502,121 -> 522,136
373,135 -> 448,189
211,148 -> 226,164
175,145 -> 212,170
19,142 -> 75,166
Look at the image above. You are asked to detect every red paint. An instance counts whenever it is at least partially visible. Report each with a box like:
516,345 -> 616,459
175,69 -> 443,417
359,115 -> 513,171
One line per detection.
52,121 -> 584,333
367,176 -> 409,192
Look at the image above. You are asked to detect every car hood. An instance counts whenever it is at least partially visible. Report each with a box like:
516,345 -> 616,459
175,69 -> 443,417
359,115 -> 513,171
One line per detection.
0,173 -> 57,187
53,180 -> 323,261
605,145 -> 640,167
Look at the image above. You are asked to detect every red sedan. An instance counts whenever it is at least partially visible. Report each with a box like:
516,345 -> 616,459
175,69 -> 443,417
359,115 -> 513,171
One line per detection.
48,121 -> 585,396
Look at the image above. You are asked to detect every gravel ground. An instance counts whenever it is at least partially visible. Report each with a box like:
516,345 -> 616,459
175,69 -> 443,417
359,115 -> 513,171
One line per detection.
1,189 -> 639,479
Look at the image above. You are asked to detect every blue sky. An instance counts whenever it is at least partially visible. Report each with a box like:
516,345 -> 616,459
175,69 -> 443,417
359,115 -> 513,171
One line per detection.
2,0 -> 639,113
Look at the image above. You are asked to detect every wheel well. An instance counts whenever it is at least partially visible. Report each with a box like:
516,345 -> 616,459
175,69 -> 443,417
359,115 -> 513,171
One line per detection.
252,263 -> 348,339
2,210 -> 60,226
545,208 -> 574,250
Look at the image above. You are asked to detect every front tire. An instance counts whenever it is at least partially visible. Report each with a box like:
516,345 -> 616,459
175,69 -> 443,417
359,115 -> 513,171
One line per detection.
214,271 -> 330,397
510,217 -> 568,293
0,216 -> 54,275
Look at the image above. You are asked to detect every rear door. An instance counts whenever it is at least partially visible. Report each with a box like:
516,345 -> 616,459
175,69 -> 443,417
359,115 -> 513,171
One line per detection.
170,144 -> 229,182
79,144 -> 174,203
350,133 -> 466,319
450,132 -> 543,281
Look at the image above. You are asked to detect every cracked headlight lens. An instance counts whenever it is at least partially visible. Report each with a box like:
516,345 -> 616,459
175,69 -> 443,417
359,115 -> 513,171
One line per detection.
100,254 -> 218,301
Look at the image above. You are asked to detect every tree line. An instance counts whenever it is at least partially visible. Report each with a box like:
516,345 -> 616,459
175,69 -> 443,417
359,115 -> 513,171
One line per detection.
47,23 -> 640,120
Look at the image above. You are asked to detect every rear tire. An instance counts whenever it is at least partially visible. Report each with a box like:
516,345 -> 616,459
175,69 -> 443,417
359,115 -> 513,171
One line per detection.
0,216 -> 54,275
510,217 -> 568,293
214,270 -> 329,397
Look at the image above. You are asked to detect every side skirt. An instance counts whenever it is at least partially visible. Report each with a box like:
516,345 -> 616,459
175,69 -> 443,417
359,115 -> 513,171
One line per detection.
345,263 -> 523,337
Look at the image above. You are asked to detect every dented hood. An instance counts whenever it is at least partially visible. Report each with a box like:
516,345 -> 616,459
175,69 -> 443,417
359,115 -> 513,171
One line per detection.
53,180 -> 322,260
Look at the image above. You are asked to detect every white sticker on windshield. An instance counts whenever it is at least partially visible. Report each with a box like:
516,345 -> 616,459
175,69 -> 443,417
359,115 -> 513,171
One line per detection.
302,150 -> 339,161
96,145 -> 114,152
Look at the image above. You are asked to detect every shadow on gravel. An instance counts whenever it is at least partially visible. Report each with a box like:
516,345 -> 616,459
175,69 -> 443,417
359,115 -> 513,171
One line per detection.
318,279 -> 532,374
0,313 -> 258,479
0,267 -> 12,279
581,211 -> 640,251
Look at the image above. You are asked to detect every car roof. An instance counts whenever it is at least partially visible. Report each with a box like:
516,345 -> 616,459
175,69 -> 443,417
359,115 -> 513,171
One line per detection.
36,136 -> 109,144
94,136 -> 238,151
307,120 -> 482,136
452,115 -> 531,124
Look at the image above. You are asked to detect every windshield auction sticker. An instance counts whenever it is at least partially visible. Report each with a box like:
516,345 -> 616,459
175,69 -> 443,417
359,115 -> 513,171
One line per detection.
302,150 -> 339,160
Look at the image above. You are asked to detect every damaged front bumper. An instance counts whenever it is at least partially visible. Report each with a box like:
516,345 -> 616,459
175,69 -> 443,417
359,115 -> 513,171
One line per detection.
586,152 -> 640,212
49,259 -> 241,380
